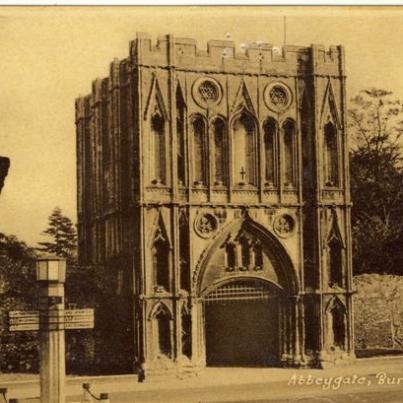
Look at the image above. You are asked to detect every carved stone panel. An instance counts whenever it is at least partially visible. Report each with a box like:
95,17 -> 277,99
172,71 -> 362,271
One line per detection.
194,212 -> 219,239
273,214 -> 295,238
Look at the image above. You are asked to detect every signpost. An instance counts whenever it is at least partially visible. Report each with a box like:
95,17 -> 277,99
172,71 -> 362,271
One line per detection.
7,257 -> 96,403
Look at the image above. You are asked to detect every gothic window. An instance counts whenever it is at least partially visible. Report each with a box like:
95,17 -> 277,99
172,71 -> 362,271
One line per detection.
225,242 -> 237,268
328,238 -> 343,287
213,118 -> 226,185
283,119 -> 296,186
152,229 -> 170,291
181,306 -> 192,359
263,118 -> 276,185
233,113 -> 256,185
151,113 -> 166,184
176,87 -> 186,185
179,214 -> 190,291
154,306 -> 172,358
301,93 -> 313,191
330,302 -> 346,350
191,116 -> 207,185
324,121 -> 338,187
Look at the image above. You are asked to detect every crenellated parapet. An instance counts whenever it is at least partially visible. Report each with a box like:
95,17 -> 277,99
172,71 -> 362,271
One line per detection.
127,33 -> 344,77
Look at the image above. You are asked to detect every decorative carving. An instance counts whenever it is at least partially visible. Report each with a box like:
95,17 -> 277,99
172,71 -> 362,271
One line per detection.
264,82 -> 292,113
192,77 -> 222,108
194,212 -> 218,238
223,228 -> 265,272
270,85 -> 288,106
198,81 -> 219,102
265,208 -> 276,225
214,208 -> 227,223
273,214 -> 295,238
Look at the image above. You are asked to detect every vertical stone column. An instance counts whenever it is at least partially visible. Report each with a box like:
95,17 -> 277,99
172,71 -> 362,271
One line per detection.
299,296 -> 306,365
39,283 -> 65,403
292,296 -> 301,365
190,298 -> 205,368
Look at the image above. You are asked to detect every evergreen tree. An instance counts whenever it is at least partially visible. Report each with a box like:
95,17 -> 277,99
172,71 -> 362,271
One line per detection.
38,207 -> 77,260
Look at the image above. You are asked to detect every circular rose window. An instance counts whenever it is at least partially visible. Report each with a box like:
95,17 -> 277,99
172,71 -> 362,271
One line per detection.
192,77 -> 222,108
264,82 -> 292,113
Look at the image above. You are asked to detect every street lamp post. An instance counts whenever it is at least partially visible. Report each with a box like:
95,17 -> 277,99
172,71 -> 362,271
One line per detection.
36,256 -> 67,403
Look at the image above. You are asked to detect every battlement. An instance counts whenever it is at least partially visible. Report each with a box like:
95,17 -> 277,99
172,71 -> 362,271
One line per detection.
129,32 -> 344,70
75,32 -> 345,118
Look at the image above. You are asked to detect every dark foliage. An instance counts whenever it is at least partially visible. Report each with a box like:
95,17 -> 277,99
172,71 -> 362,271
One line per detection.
0,233 -> 39,372
349,88 -> 403,275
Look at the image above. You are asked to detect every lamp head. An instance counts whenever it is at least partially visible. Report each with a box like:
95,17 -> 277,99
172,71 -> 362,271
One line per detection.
36,255 -> 66,283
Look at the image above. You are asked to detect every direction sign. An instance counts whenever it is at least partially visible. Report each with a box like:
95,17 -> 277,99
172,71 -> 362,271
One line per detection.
65,309 -> 93,316
9,324 -> 39,332
8,308 -> 94,332
65,321 -> 94,330
64,309 -> 94,330
9,316 -> 40,324
9,310 -> 39,318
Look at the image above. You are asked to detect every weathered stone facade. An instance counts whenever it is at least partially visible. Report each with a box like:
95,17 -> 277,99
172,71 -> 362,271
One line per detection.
76,33 -> 354,373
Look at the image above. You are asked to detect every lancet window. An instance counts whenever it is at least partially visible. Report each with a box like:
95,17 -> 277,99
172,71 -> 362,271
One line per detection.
181,305 -> 192,359
328,238 -> 343,288
152,305 -> 172,358
283,119 -> 296,186
329,301 -> 346,350
263,118 -> 276,185
179,213 -> 190,292
151,113 -> 166,184
191,116 -> 207,185
232,113 -> 256,186
212,118 -> 226,185
176,87 -> 186,185
324,121 -> 338,187
152,226 -> 170,291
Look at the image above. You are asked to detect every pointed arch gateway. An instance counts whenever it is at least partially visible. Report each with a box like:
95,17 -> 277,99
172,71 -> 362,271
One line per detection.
196,217 -> 298,367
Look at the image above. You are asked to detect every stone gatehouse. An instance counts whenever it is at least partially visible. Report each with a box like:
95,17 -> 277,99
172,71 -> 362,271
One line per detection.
75,33 -> 354,374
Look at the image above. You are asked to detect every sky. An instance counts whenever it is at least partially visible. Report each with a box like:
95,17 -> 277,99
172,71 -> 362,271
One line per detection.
1,6 -> 403,246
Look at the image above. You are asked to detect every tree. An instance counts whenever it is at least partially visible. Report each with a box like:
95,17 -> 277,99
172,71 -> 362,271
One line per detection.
38,207 -> 77,260
354,274 -> 403,350
348,89 -> 403,275
0,233 -> 38,372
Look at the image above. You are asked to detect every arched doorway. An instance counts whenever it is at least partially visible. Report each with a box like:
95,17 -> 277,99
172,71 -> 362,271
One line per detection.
204,279 -> 282,367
